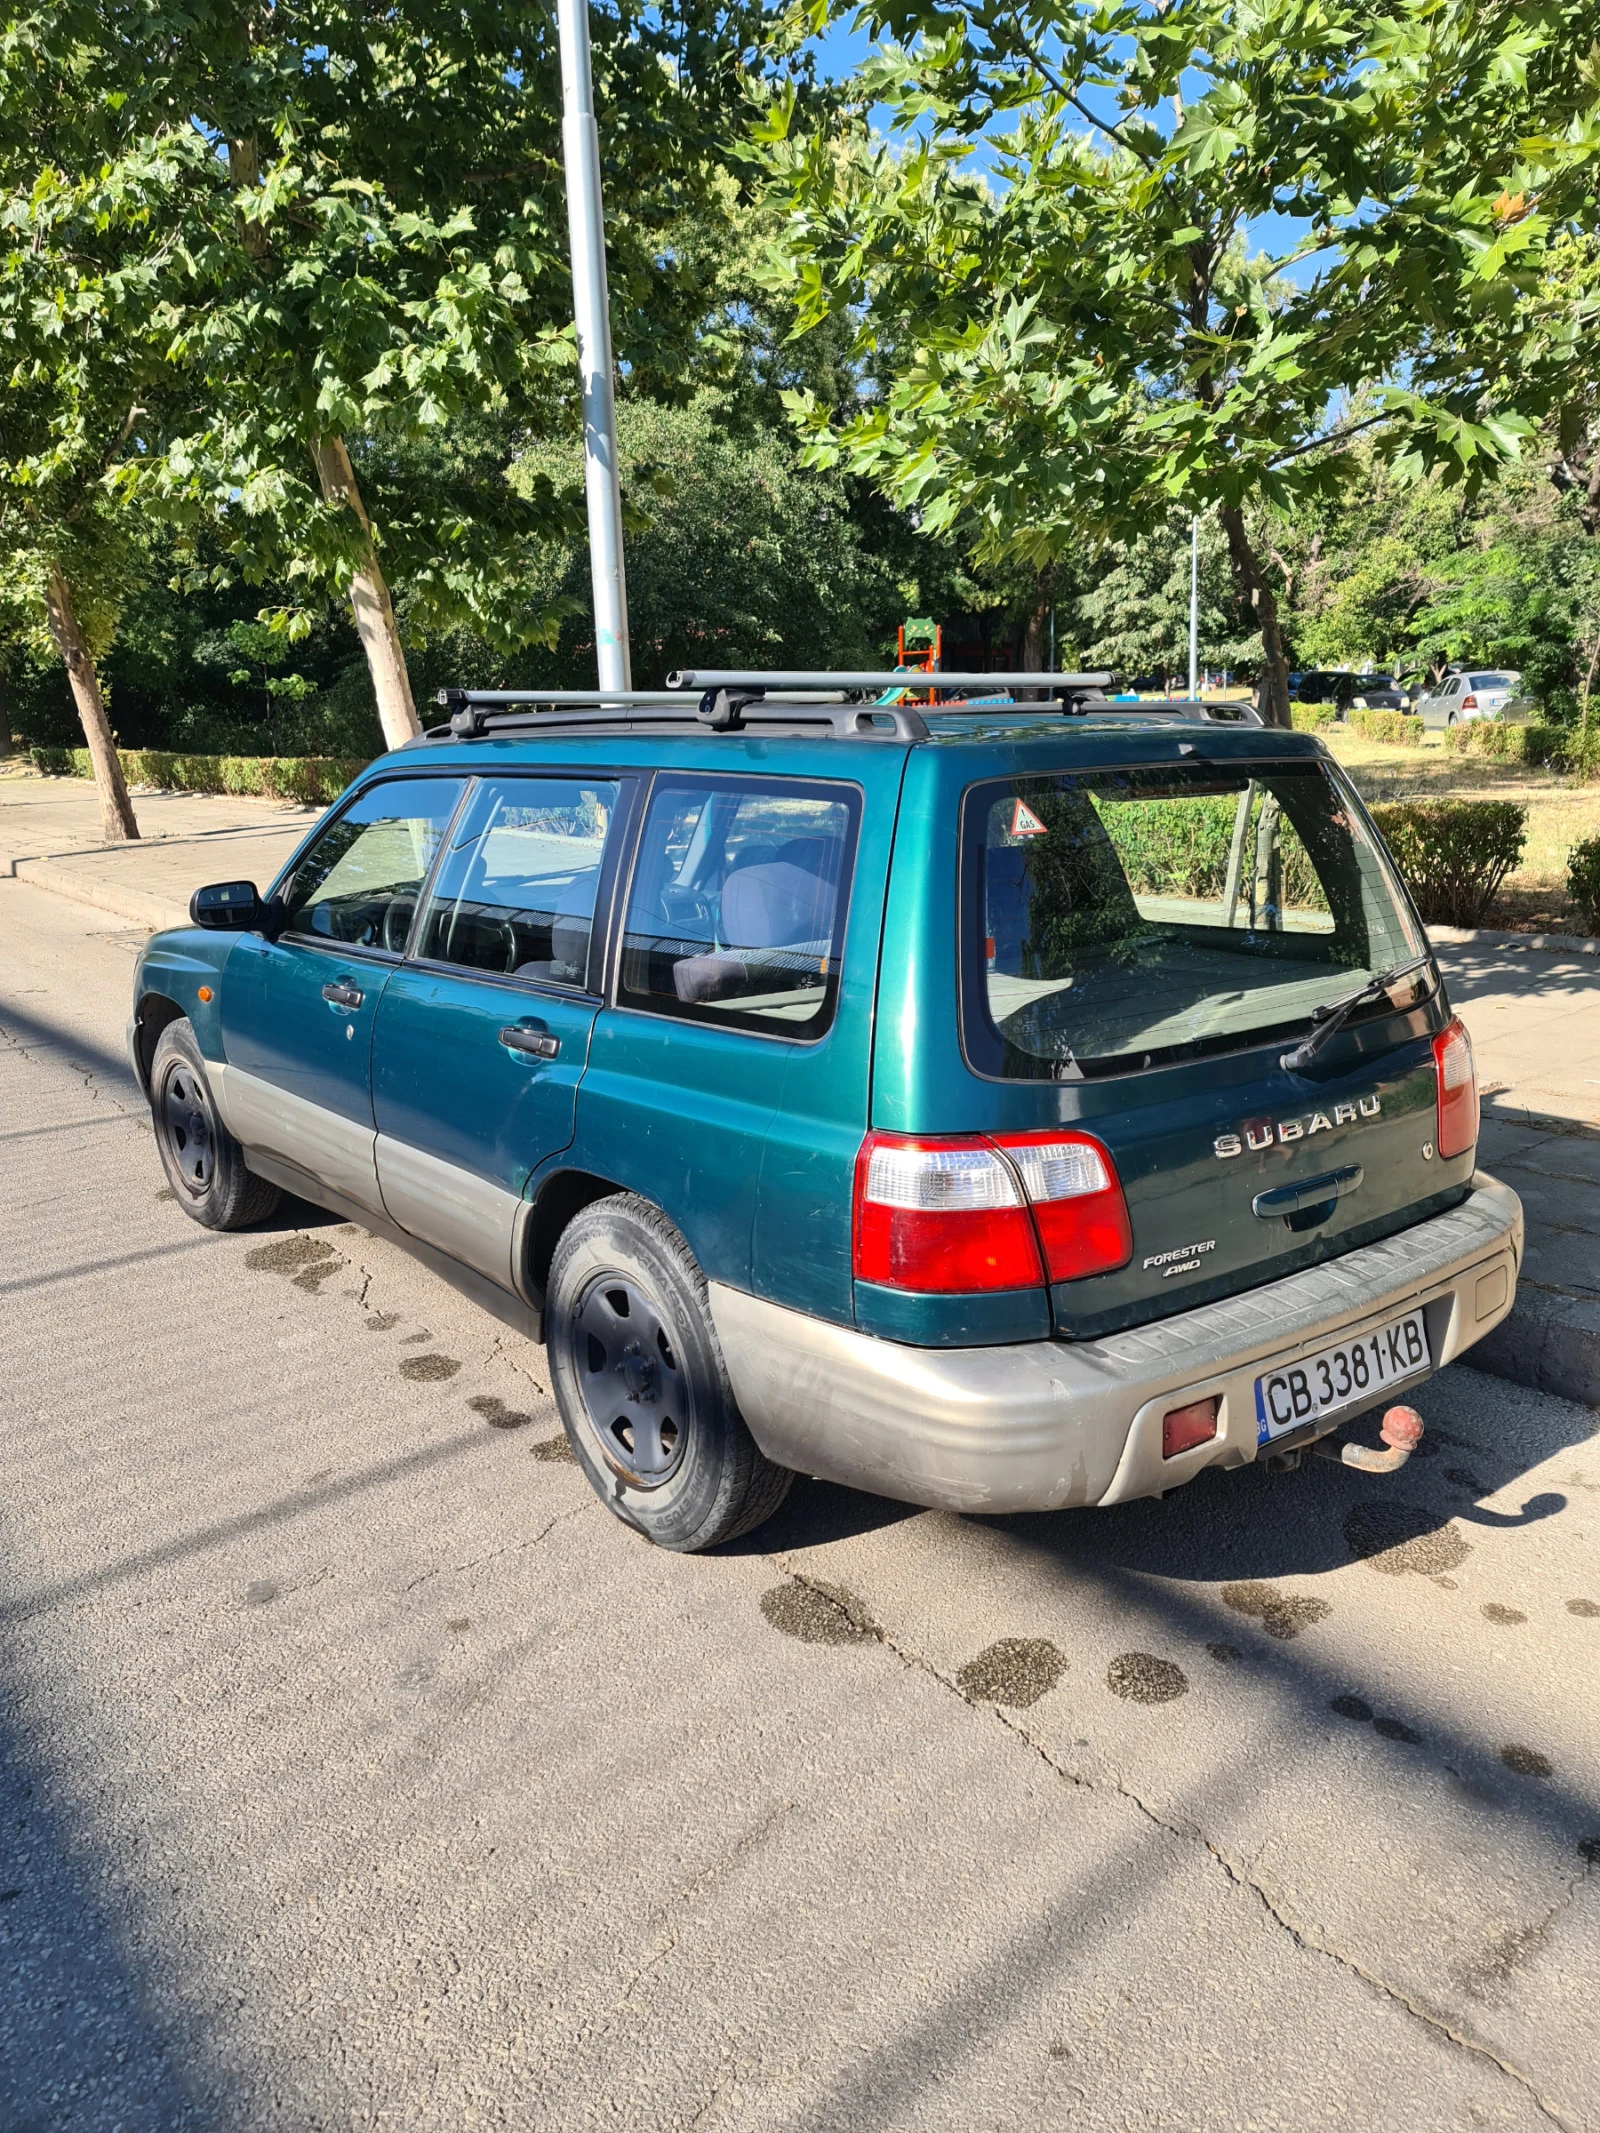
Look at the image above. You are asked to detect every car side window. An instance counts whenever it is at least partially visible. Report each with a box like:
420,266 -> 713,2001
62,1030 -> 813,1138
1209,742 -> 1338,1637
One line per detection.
279,778 -> 465,953
415,777 -> 621,988
616,775 -> 860,1038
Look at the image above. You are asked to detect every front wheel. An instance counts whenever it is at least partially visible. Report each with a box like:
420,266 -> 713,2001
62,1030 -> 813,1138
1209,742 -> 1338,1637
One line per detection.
149,1018 -> 280,1230
546,1194 -> 793,1551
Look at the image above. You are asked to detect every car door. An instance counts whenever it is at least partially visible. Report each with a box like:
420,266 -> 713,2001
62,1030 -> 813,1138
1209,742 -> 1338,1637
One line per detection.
217,775 -> 467,1212
370,772 -> 631,1289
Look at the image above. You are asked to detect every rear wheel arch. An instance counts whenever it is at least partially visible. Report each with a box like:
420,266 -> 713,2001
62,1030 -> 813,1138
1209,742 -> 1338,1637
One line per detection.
524,1167 -> 629,1301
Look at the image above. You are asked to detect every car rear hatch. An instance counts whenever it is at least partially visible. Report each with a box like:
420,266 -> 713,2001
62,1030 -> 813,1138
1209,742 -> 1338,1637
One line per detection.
929,751 -> 1476,1343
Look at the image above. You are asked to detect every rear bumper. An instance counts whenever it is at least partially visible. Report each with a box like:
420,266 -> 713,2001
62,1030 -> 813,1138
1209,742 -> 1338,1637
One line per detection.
709,1173 -> 1522,1516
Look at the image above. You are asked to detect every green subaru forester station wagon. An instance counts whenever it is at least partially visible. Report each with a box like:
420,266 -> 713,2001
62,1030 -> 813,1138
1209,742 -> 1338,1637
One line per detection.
128,671 -> 1521,1551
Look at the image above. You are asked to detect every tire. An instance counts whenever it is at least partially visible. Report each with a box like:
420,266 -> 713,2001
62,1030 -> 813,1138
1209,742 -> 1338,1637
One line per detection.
149,1019 -> 280,1230
546,1193 -> 793,1551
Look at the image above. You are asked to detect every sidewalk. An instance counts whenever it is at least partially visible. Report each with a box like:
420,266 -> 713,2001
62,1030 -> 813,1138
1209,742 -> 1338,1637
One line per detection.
5,759 -> 1596,1406
0,762 -> 319,932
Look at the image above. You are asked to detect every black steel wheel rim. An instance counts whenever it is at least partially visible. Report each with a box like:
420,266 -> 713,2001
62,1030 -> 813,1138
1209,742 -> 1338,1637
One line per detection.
160,1061 -> 216,1194
569,1272 -> 689,1489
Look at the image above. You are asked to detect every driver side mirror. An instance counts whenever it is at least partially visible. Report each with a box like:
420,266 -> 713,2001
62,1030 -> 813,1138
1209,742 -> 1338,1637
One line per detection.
190,880 -> 278,933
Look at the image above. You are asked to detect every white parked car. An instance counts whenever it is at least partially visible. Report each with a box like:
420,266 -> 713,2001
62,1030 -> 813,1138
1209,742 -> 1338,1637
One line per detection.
1414,670 -> 1524,728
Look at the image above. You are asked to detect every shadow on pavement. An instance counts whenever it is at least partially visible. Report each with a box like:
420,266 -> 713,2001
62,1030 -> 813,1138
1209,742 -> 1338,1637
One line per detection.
741,1365 -> 1593,1584
0,1666 -> 212,2131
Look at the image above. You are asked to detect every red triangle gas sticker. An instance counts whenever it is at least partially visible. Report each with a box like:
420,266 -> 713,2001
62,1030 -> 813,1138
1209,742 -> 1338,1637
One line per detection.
1010,798 -> 1048,837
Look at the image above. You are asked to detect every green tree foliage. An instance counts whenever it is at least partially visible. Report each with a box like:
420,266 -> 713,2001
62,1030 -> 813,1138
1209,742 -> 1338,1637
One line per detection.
1279,446 -> 1600,714
3,0 -> 782,756
761,0 -> 1600,724
0,125 -> 192,834
471,393 -> 925,684
1067,511 -> 1257,680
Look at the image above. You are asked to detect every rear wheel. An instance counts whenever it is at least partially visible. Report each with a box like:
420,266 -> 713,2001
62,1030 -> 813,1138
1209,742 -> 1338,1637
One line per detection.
150,1018 -> 279,1230
546,1193 -> 793,1551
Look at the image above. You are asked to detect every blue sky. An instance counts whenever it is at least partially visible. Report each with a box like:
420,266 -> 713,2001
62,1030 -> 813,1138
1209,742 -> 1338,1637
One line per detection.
806,10 -> 1321,288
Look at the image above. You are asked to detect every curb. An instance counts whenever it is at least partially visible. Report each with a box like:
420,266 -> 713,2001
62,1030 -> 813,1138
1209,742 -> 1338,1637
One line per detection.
1429,923 -> 1598,957
1482,1101 -> 1600,1143
10,855 -> 185,934
1463,1290 -> 1600,1410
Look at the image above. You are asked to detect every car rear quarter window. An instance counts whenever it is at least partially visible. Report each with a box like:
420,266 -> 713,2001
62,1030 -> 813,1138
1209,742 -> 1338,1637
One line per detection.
961,762 -> 1426,1080
617,775 -> 860,1038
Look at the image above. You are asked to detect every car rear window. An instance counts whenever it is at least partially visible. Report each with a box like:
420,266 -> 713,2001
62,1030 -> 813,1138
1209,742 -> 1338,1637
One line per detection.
617,774 -> 860,1038
1469,674 -> 1512,689
960,762 -> 1427,1080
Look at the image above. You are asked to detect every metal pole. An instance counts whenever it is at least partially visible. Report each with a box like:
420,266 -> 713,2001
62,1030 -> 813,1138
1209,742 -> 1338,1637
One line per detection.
1188,515 -> 1199,698
558,0 -> 631,690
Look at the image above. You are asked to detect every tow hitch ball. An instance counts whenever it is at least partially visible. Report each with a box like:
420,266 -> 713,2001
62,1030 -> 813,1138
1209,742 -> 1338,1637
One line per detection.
1312,1404 -> 1425,1474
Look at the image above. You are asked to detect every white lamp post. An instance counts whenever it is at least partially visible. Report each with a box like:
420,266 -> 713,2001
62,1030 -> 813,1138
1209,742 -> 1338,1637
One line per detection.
558,0 -> 632,691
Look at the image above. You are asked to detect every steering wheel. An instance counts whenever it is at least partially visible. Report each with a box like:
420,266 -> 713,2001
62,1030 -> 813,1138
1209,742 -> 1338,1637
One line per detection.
382,896 -> 416,953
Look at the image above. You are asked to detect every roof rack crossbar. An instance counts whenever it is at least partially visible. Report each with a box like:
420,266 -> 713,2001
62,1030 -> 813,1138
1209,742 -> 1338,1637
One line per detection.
665,668 -> 1115,693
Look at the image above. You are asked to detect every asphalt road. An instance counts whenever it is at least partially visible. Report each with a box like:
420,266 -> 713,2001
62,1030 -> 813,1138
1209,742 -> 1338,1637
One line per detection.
3,878 -> 1598,2133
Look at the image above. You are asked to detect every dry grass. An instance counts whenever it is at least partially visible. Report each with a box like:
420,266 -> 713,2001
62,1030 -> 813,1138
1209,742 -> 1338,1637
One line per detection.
1320,727 -> 1600,932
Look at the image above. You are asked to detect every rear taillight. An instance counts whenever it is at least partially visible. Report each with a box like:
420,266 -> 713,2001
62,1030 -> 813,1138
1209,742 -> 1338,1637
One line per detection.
852,1130 -> 1132,1294
854,1135 -> 1042,1292
1462,693 -> 1478,711
1432,1017 -> 1478,1159
989,1130 -> 1133,1282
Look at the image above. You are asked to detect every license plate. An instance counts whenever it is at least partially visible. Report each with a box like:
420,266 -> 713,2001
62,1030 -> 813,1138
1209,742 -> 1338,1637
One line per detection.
1255,1310 -> 1430,1445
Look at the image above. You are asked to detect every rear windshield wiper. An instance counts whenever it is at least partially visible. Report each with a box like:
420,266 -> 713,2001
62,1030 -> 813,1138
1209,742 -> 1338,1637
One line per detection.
1280,953 -> 1433,1073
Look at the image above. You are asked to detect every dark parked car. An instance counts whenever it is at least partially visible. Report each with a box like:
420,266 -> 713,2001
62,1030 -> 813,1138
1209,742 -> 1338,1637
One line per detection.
129,672 -> 1520,1550
1294,670 -> 1413,716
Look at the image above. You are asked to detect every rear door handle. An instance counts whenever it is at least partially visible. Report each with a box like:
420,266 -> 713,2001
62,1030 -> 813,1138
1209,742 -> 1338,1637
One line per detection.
1252,1163 -> 1363,1218
321,980 -> 365,1009
499,1023 -> 560,1059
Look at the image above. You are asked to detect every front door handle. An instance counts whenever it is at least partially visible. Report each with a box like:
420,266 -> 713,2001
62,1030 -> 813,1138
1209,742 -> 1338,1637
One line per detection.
321,980 -> 365,1009
499,1022 -> 560,1060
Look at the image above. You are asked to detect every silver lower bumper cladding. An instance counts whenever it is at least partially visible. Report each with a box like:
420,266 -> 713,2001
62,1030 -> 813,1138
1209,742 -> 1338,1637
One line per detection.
709,1174 -> 1522,1516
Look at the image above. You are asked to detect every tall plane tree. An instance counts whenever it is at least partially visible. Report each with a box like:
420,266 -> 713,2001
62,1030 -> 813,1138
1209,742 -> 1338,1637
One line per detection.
11,0 -> 777,755
762,0 -> 1594,725
0,122 -> 185,839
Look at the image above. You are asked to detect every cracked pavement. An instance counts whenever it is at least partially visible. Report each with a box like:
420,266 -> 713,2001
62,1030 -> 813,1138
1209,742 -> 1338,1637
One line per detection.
3,878 -> 1599,2132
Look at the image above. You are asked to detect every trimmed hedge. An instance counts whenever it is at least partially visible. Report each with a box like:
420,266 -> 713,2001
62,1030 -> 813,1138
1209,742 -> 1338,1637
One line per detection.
29,746 -> 365,807
1568,835 -> 1600,932
1348,709 -> 1424,748
1445,718 -> 1600,779
1290,703 -> 1340,732
1369,799 -> 1528,926
1096,793 -> 1325,910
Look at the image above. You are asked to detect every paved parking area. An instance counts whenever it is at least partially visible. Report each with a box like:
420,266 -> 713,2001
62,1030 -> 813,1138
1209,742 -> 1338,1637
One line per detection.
3,879 -> 1599,2132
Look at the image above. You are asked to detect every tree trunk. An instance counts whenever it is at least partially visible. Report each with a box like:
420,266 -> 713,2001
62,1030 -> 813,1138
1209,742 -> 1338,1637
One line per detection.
310,435 -> 420,751
227,136 -> 269,259
1219,504 -> 1291,728
43,566 -> 139,842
